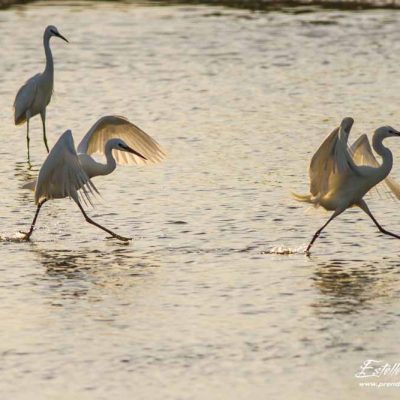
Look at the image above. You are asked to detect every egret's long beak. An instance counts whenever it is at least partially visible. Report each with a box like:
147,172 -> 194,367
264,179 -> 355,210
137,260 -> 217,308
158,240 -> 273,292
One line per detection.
56,32 -> 69,43
124,145 -> 147,160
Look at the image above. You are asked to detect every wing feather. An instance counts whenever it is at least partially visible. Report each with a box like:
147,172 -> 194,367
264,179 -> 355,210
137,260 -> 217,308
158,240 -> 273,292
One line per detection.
309,126 -> 339,196
13,73 -> 40,125
35,130 -> 99,205
77,115 -> 166,165
351,134 -> 400,200
309,118 -> 357,198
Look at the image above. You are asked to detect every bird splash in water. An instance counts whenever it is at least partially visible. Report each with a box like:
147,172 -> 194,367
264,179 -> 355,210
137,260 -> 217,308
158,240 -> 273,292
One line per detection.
294,117 -> 400,254
14,25 -> 68,161
21,116 -> 166,242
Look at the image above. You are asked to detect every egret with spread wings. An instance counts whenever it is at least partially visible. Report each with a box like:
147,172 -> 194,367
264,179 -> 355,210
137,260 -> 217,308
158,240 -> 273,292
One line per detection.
21,116 -> 166,241
294,117 -> 400,253
14,25 -> 69,160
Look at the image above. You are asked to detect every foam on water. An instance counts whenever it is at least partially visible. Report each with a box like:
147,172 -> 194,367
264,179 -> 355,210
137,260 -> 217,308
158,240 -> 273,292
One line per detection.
262,244 -> 308,255
0,231 -> 29,242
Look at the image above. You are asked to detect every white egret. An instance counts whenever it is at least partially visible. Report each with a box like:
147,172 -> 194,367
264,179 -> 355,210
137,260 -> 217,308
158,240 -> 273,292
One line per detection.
14,25 -> 68,159
21,116 -> 166,241
294,117 -> 400,253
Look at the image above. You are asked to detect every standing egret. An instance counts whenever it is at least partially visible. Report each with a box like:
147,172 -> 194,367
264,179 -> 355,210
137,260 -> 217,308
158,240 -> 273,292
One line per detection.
21,116 -> 166,241
14,25 -> 68,160
294,117 -> 400,253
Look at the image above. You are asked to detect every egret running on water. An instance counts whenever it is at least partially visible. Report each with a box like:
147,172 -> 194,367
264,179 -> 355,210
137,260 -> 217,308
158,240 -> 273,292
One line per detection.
294,117 -> 400,253
21,116 -> 166,241
14,25 -> 68,160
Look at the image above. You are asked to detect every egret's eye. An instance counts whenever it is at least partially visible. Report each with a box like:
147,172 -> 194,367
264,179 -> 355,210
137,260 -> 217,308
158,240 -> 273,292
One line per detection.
389,130 -> 393,134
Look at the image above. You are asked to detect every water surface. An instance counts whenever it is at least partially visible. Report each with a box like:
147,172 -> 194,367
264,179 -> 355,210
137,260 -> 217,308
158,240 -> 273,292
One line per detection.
1,1 -> 400,399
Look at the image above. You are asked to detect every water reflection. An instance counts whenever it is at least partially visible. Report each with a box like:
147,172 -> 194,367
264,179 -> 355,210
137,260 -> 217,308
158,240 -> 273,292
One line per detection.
311,258 -> 396,315
31,246 -> 161,299
14,161 -> 38,181
8,0 -> 395,15
14,161 -> 38,202
84,0 -> 400,12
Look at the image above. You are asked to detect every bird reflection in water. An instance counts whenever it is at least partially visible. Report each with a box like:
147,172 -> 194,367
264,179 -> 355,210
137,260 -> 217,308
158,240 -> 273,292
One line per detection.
311,259 -> 396,315
32,247 -> 161,300
14,161 -> 39,191
14,161 -> 43,212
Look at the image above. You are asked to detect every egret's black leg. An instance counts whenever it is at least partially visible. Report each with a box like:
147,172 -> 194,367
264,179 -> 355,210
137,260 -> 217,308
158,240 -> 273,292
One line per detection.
41,111 -> 49,153
76,202 -> 131,242
26,117 -> 30,163
21,199 -> 47,241
306,208 -> 344,254
358,200 -> 400,239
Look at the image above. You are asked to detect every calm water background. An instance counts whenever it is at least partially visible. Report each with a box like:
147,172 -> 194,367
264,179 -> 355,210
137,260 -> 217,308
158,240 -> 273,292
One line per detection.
1,1 -> 400,399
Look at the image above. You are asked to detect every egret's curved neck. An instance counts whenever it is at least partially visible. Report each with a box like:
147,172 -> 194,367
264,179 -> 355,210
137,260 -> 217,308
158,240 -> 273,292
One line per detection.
98,144 -> 117,177
82,144 -> 117,179
43,34 -> 54,77
372,132 -> 393,182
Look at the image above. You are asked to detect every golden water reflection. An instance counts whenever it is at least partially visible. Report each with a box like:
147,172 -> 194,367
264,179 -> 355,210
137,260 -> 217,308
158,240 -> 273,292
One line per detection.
311,258 -> 398,315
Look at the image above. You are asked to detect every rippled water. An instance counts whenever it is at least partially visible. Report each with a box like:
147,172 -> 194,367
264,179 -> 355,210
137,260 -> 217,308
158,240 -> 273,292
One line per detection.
1,1 -> 400,399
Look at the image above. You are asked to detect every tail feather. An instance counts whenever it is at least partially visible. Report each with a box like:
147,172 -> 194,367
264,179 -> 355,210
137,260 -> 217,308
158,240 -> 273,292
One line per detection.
22,180 -> 36,191
15,113 -> 27,125
292,192 -> 313,203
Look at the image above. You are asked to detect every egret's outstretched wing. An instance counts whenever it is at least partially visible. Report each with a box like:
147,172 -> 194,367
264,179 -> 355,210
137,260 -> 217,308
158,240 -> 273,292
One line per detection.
351,134 -> 378,167
351,134 -> 400,200
35,130 -> 99,205
309,126 -> 339,196
77,116 -> 166,165
309,118 -> 357,197
13,73 -> 40,125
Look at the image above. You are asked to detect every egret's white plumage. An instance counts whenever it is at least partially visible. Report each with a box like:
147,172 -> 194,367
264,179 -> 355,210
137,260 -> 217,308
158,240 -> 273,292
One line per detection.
21,116 -> 166,242
78,115 -> 166,165
14,73 -> 41,125
294,117 -> 400,253
350,134 -> 400,200
34,130 -> 98,206
14,25 -> 68,158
